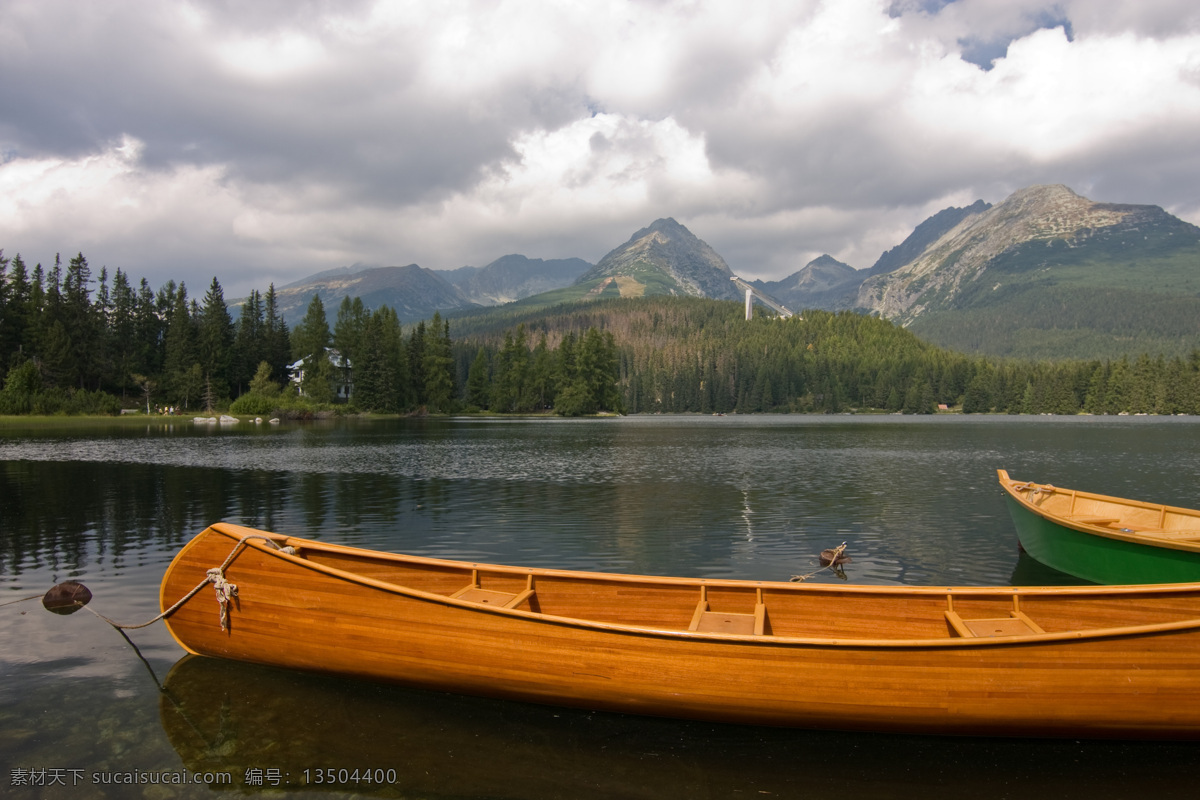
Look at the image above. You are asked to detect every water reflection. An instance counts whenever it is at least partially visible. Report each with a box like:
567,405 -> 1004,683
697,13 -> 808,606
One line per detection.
161,655 -> 1198,800
1010,550 -> 1092,586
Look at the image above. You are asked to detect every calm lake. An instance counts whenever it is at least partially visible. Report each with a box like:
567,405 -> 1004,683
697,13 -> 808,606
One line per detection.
3,414 -> 1200,799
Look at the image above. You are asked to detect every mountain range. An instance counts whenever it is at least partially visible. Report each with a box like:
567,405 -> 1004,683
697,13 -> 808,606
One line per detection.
267,255 -> 590,324
265,184 -> 1200,359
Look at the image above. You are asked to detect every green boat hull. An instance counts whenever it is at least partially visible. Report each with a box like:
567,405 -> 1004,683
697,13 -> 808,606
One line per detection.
1004,496 -> 1200,585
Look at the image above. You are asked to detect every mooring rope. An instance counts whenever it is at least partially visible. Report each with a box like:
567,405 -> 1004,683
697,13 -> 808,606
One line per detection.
0,593 -> 45,608
30,533 -> 290,631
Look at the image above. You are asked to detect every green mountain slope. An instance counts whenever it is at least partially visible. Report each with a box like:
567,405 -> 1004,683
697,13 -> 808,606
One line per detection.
857,185 -> 1200,358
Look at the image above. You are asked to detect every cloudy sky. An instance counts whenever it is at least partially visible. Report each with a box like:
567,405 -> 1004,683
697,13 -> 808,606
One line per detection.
3,0 -> 1199,297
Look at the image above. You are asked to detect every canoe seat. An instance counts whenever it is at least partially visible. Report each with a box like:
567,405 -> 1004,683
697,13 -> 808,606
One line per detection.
1066,516 -> 1121,526
450,571 -> 536,610
689,586 -> 766,635
944,595 -> 1046,639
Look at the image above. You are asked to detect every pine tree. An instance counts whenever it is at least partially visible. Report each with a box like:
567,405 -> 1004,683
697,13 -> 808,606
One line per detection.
39,320 -> 74,388
198,277 -> 234,399
292,294 -> 331,362
262,284 -> 292,382
1,254 -> 31,371
163,284 -> 199,407
423,312 -> 455,412
333,296 -> 368,369
961,370 -> 993,414
351,314 -> 386,411
59,252 -> 97,388
108,269 -> 138,399
383,307 -> 411,410
528,334 -> 554,410
91,266 -> 113,392
508,325 -> 531,411
232,289 -> 264,396
490,330 -> 518,412
556,331 -> 577,392
408,321 -> 427,406
0,251 -> 10,369
465,347 -> 491,410
27,263 -> 46,360
1105,358 -> 1132,413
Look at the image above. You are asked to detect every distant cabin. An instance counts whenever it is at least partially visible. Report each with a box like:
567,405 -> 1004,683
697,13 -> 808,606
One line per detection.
288,348 -> 353,401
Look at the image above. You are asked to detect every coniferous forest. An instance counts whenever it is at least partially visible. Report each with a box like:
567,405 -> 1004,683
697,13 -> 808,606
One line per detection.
0,250 -> 619,417
3,249 -> 1200,417
451,297 -> 1200,416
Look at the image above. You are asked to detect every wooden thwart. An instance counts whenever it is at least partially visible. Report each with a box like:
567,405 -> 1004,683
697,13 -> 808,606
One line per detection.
451,570 -> 536,610
689,586 -> 766,635
945,594 -> 1045,638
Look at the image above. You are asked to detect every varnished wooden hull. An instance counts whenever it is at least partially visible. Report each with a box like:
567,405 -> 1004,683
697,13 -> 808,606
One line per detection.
162,522 -> 1200,738
998,469 -> 1200,584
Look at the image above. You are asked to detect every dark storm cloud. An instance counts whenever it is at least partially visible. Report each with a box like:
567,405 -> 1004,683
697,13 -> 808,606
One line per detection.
0,1 -> 580,208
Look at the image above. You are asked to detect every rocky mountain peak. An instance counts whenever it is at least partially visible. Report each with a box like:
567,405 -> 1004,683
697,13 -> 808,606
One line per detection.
869,199 -> 991,277
855,183 -> 1197,325
979,184 -> 1128,245
576,218 -> 740,300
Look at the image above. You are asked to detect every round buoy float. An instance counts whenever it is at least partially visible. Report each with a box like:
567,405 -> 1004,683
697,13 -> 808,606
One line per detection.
42,581 -> 93,615
819,547 -> 851,567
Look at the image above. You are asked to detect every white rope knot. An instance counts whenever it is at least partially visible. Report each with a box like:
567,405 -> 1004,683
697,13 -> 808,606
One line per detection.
207,567 -> 238,631
67,532 -> 283,632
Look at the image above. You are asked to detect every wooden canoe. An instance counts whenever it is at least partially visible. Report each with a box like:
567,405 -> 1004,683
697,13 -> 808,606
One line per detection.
998,469 -> 1200,585
162,522 -> 1200,738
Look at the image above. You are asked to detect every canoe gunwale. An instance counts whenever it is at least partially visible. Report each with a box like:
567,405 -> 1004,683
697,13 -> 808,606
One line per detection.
997,470 -> 1200,555
162,522 -> 1200,652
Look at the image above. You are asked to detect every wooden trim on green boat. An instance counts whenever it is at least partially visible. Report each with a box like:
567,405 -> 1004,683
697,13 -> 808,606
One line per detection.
997,470 -> 1200,554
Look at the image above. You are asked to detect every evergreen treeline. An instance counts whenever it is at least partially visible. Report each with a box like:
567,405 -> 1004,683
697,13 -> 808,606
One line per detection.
452,297 -> 1200,415
0,250 -> 294,414
5,249 -> 1200,417
0,249 -> 621,417
461,325 -> 624,416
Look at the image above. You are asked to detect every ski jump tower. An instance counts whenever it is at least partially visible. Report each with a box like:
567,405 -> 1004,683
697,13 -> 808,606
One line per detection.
730,276 -> 796,321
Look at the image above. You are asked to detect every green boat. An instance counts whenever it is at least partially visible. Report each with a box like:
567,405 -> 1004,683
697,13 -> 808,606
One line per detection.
998,469 -> 1200,585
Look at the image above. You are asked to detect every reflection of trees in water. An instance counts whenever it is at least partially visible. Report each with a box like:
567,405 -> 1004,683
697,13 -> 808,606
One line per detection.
0,458 -> 448,574
2,461 -> 294,574
231,470 -> 292,533
1,460 -> 226,574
